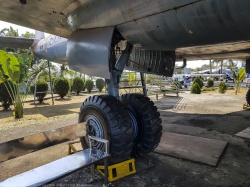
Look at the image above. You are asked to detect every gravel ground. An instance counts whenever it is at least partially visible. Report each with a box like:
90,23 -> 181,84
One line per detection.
1,91 -> 250,187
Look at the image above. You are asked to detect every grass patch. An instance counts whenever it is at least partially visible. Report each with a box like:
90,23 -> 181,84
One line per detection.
202,87 -> 217,92
21,94 -> 34,98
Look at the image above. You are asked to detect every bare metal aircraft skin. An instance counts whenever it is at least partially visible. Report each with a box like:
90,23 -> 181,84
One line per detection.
0,34 -> 68,64
1,0 -> 250,76
33,35 -> 68,64
0,1 -> 250,53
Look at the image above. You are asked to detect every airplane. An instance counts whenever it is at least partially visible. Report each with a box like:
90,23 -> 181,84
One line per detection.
0,31 -> 68,65
1,0 -> 250,164
172,67 -> 224,86
183,67 -> 224,78
173,69 -> 223,87
180,67 -> 244,84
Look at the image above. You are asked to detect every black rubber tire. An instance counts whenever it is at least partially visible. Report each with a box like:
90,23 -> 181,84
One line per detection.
79,95 -> 133,164
246,89 -> 250,105
120,94 -> 162,157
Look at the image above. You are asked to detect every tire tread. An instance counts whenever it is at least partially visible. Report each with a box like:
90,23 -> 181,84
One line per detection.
121,94 -> 162,157
79,95 -> 133,163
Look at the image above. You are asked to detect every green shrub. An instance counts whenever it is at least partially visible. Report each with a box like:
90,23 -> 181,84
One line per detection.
0,81 -> 13,110
72,77 -> 84,95
193,77 -> 204,89
54,77 -> 70,98
219,82 -> 227,94
213,76 -> 219,81
190,82 -> 201,94
121,78 -> 129,86
96,78 -> 105,92
30,79 -> 48,104
207,78 -> 214,88
85,79 -> 94,93
146,79 -> 151,84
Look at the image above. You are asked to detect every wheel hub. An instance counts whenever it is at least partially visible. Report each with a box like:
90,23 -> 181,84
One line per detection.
85,114 -> 104,149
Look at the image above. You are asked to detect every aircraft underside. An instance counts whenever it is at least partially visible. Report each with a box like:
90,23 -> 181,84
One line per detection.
2,0 -> 250,60
1,0 -> 250,163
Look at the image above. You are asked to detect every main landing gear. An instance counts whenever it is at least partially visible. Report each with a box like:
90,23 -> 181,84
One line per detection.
79,93 -> 162,163
78,39 -> 162,163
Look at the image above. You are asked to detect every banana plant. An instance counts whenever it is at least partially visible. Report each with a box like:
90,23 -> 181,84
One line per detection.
0,50 -> 30,118
234,67 -> 246,95
229,60 -> 246,95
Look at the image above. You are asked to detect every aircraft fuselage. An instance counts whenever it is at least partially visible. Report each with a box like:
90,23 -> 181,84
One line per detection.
66,0 -> 250,51
33,35 -> 68,64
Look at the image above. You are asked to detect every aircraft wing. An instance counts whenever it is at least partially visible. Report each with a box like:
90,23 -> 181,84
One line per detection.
176,41 -> 250,61
1,0 -> 250,61
0,36 -> 34,49
0,1 -> 76,37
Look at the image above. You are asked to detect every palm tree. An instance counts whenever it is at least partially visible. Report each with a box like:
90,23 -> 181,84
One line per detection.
21,31 -> 35,38
5,26 -> 19,37
0,27 -> 21,53
58,65 -> 79,78
0,28 -> 8,36
26,60 -> 56,89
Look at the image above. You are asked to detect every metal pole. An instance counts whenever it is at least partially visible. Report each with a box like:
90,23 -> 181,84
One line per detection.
33,59 -> 38,105
210,59 -> 212,74
48,61 -> 54,106
221,60 -> 223,74
140,72 -> 147,96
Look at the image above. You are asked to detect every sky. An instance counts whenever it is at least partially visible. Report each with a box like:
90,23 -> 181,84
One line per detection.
177,60 -> 210,69
0,20 -> 35,35
0,20 -> 211,69
0,20 -> 49,37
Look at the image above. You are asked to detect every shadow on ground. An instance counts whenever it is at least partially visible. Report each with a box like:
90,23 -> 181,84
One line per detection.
160,110 -> 250,135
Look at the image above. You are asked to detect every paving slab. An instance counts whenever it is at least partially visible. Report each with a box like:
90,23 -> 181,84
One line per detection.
163,124 -> 206,135
154,132 -> 227,166
235,127 -> 250,139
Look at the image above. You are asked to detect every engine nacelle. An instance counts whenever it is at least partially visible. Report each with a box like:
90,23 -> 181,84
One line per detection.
67,27 -> 114,79
67,27 -> 175,78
